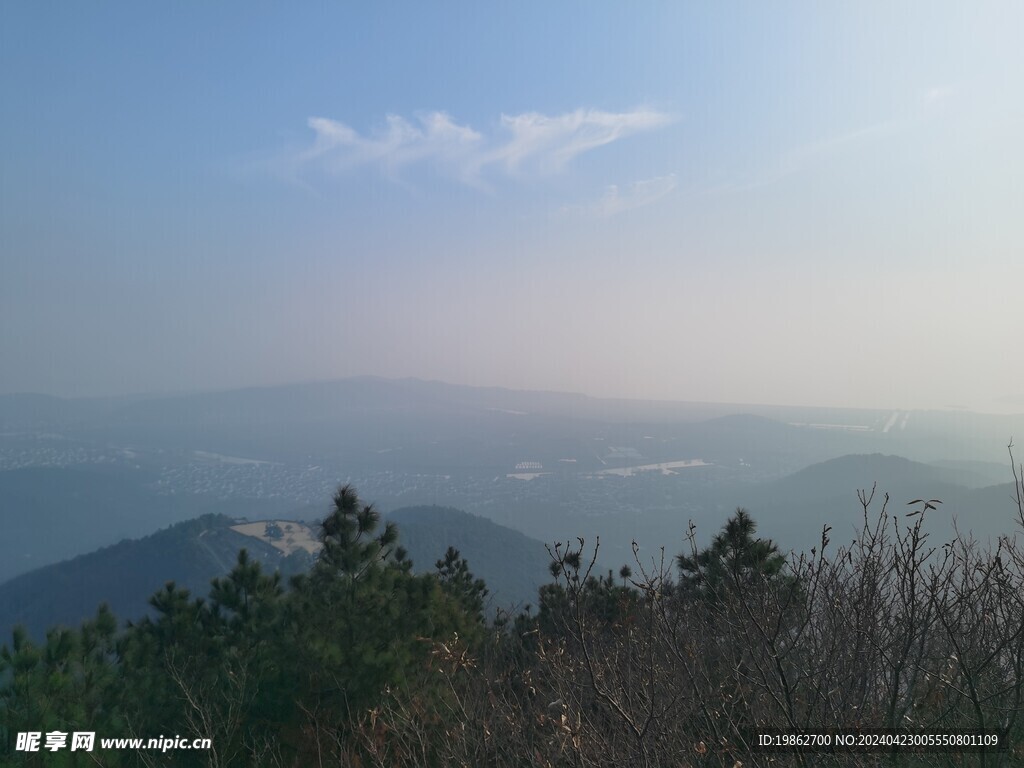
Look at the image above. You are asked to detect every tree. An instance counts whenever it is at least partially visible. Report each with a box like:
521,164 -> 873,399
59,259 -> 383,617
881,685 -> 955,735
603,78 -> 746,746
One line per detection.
436,546 -> 488,626
1,607 -> 123,767
116,553 -> 289,768
676,507 -> 789,602
282,485 -> 487,763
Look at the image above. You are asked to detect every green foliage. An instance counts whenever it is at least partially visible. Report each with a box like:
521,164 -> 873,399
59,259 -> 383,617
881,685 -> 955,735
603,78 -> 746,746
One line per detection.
388,504 -> 552,613
1,606 -> 123,766
676,507 -> 791,602
0,513 -> 261,641
269,485 -> 490,760
26,490 -> 1003,767
0,484 -> 494,766
436,546 -> 488,622
533,541 -> 641,642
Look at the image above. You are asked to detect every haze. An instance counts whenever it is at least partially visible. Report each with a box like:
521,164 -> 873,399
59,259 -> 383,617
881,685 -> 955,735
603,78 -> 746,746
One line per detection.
2,3 -> 1022,413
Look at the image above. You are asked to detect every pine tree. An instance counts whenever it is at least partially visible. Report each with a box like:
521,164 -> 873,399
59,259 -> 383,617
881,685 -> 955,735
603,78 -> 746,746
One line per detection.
676,508 -> 789,603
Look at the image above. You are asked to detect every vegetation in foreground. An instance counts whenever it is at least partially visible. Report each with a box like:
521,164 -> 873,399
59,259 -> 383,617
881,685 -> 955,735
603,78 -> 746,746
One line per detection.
4,469 -> 1024,767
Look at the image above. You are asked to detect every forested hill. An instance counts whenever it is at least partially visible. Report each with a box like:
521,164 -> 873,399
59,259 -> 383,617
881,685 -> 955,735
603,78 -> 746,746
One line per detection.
388,505 -> 553,613
0,515 -> 299,640
0,504 -> 554,640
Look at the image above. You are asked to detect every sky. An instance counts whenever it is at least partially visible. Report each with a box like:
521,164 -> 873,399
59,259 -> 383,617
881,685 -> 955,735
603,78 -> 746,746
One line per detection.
2,2 -> 1023,412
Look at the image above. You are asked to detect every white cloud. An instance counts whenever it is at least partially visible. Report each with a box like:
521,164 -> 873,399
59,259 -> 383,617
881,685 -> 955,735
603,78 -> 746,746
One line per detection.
301,112 -> 483,183
568,174 -> 678,217
292,108 -> 671,188
485,108 -> 671,174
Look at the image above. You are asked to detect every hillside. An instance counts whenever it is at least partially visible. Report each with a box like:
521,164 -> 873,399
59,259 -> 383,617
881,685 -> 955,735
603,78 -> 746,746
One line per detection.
226,504 -> 556,610
388,505 -> 553,612
0,515 -> 306,641
0,503 -> 555,640
733,453 -> 1021,554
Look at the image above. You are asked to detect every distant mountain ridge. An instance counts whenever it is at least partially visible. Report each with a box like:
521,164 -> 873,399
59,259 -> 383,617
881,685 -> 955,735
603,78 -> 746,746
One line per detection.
735,453 -> 1021,555
4,377 -> 1022,452
0,375 -> 930,427
770,454 -> 971,501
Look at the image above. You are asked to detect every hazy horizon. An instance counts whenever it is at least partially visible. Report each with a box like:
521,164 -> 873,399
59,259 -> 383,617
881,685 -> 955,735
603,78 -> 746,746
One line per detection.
5,374 -> 1024,420
3,3 -> 1022,414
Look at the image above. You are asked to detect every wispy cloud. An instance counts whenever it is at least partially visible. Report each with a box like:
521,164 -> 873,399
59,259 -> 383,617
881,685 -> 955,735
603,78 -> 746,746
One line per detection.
483,109 -> 671,175
564,174 -> 678,217
290,108 -> 672,189
705,85 -> 958,197
301,112 -> 484,185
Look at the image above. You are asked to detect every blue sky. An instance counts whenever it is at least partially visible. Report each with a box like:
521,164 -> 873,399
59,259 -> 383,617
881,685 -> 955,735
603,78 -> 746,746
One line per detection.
2,2 -> 1023,411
